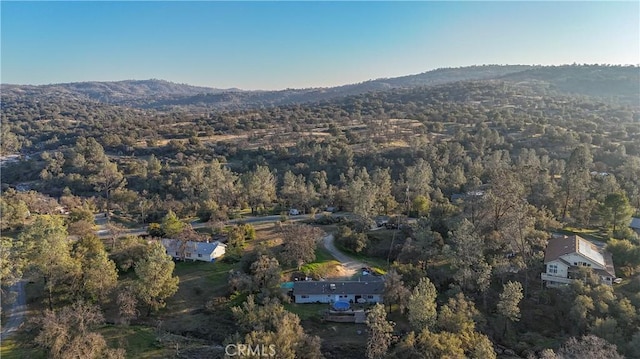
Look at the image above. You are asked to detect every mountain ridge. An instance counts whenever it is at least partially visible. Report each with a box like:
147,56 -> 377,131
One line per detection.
2,64 -> 638,109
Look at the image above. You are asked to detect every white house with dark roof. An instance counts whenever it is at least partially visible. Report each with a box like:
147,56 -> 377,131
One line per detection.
161,238 -> 226,262
541,235 -> 616,287
292,281 -> 384,304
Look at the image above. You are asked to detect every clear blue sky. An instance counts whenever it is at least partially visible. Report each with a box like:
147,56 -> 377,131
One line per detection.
2,1 -> 638,90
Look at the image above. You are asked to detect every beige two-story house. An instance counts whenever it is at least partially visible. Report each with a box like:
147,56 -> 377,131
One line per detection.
541,235 -> 616,287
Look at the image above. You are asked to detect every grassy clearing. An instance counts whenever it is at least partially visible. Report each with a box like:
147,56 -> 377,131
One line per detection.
144,260 -> 241,345
110,215 -> 142,229
167,260 -> 238,312
300,246 -> 343,279
100,325 -> 167,359
559,227 -> 608,242
0,325 -> 167,359
228,208 -> 255,219
300,260 -> 343,279
283,303 -> 328,320
367,229 -> 397,242
302,320 -> 367,358
314,245 -> 335,262
312,224 -> 339,235
0,336 -> 45,359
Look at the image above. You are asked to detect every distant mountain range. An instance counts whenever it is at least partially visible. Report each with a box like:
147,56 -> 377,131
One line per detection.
1,79 -> 239,103
2,65 -> 638,109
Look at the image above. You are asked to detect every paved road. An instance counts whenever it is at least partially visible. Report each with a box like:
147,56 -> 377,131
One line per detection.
322,234 -> 368,278
96,214 -> 321,239
1,280 -> 26,340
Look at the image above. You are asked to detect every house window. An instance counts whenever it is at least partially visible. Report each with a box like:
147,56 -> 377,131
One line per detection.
301,295 -> 309,298
198,254 -> 202,258
186,252 -> 192,257
175,252 -> 179,256
367,295 -> 374,299
548,264 -> 558,274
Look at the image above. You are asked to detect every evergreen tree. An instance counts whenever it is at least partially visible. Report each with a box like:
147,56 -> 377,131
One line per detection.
134,241 -> 179,315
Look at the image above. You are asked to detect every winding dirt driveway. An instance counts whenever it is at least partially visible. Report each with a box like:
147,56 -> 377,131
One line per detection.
1,280 -> 26,340
322,234 -> 369,278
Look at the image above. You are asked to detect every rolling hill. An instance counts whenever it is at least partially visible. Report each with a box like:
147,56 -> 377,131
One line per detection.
2,65 -> 638,110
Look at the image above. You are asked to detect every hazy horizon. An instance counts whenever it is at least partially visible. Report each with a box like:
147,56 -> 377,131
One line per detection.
2,2 -> 639,90
4,63 -> 640,92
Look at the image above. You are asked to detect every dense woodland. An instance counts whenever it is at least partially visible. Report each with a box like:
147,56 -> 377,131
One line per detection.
1,65 -> 640,358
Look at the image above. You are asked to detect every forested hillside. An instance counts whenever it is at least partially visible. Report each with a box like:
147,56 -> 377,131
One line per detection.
3,65 -> 637,111
1,65 -> 639,358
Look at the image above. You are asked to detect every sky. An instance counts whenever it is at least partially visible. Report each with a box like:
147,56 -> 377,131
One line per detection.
1,1 -> 639,90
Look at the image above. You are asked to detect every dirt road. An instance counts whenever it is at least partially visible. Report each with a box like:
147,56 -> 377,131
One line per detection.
322,234 -> 369,278
1,280 -> 26,340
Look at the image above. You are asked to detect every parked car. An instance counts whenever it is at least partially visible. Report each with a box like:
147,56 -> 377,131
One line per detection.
289,208 -> 300,216
374,216 -> 390,227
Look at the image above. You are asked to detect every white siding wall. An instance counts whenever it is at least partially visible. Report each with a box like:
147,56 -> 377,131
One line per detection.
294,294 -> 383,304
167,251 -> 214,262
188,253 -> 209,262
546,260 -> 568,278
295,294 -> 335,303
560,253 -> 604,270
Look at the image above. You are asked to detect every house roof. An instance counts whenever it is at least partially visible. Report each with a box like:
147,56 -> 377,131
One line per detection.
293,281 -> 384,296
161,238 -> 226,257
544,235 -> 615,277
544,235 -> 580,263
630,217 -> 640,230
577,238 -> 605,266
600,252 -> 616,277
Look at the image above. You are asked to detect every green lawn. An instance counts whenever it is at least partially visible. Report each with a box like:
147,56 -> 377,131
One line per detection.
283,303 -> 328,320
300,260 -> 342,278
100,325 -> 167,359
559,227 -> 608,242
110,214 -> 143,229
0,337 -> 45,359
300,246 -> 343,279
0,326 -> 167,359
314,246 -> 335,262
165,260 -> 239,315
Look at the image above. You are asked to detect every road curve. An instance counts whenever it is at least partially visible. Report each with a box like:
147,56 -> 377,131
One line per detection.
1,280 -> 26,340
322,234 -> 369,278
